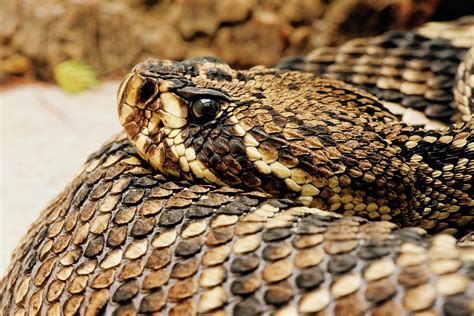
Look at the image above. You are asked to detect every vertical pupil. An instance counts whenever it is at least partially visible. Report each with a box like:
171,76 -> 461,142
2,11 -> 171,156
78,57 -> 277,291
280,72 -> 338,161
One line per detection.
139,81 -> 155,102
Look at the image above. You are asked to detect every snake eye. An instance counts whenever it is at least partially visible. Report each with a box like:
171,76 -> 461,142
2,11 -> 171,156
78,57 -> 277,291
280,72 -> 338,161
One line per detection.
191,98 -> 221,123
138,80 -> 156,103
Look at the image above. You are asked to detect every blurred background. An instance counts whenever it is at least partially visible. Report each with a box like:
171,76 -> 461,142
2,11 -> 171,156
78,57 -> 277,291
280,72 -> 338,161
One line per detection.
1,0 -> 473,272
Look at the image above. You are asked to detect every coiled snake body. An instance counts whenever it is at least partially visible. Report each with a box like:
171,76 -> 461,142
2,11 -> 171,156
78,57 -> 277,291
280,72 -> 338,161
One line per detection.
1,18 -> 474,315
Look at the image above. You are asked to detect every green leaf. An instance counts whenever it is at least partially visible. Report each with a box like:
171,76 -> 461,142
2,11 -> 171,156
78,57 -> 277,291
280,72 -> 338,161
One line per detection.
53,59 -> 99,94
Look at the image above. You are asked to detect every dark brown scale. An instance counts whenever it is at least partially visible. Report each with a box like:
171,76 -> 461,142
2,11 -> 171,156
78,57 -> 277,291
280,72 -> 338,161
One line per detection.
107,226 -> 128,248
174,237 -> 203,257
365,277 -> 397,303
328,254 -> 358,274
84,235 -> 104,258
170,257 -> 199,279
231,254 -> 260,274
262,228 -> 292,242
159,209 -> 184,226
130,217 -> 155,237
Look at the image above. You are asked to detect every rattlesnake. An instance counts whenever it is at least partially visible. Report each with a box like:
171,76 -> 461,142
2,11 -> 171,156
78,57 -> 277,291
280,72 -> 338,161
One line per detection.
1,17 -> 473,315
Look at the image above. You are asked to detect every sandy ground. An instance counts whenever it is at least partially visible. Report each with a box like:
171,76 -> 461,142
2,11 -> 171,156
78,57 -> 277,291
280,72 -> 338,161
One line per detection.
0,82 -> 121,274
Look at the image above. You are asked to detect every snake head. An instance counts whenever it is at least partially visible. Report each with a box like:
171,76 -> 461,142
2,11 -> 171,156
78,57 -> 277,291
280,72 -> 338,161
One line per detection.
118,57 -> 259,186
117,56 -> 408,208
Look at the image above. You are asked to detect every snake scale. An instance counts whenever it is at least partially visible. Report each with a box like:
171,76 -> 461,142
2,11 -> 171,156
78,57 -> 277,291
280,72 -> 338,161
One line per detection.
1,18 -> 474,315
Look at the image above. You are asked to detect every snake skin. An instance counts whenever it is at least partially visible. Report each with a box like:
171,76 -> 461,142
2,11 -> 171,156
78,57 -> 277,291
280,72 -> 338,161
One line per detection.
277,16 -> 474,126
1,18 -> 474,316
1,135 -> 473,315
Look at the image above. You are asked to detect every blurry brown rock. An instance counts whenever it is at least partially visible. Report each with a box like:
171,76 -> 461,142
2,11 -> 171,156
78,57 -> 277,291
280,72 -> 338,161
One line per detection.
0,0 -> 454,82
